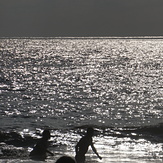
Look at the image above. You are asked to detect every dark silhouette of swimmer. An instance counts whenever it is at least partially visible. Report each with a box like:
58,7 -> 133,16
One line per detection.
29,129 -> 54,161
75,127 -> 102,163
56,156 -> 76,163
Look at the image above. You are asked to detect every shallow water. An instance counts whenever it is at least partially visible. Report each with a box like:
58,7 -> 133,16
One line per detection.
0,38 -> 163,162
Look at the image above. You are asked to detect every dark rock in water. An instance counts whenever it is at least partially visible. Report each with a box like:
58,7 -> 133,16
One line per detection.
0,131 -> 30,159
0,131 -> 36,147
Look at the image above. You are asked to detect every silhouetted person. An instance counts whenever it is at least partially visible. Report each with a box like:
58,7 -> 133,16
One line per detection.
56,156 -> 76,163
75,127 -> 102,163
29,129 -> 54,161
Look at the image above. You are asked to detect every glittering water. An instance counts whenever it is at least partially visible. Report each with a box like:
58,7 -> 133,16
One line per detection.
0,38 -> 163,162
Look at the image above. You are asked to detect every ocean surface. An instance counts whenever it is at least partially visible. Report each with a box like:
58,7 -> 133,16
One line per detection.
0,38 -> 163,162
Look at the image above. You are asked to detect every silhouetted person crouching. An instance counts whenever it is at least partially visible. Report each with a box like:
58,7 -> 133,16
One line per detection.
75,127 -> 102,163
29,129 -> 54,161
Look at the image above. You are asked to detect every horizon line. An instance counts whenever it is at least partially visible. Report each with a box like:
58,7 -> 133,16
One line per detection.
0,36 -> 163,39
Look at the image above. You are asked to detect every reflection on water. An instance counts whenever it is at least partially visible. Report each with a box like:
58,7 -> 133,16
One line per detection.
1,38 -> 162,129
95,136 -> 163,163
0,38 -> 163,162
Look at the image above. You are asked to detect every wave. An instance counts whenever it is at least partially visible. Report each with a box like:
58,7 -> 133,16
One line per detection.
113,123 -> 163,143
0,123 -> 163,147
75,123 -> 163,143
0,123 -> 162,159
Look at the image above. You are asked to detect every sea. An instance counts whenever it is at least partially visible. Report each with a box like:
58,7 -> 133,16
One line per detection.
0,37 -> 163,163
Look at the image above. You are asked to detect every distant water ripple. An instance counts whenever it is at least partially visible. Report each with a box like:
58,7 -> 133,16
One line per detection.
0,38 -> 162,130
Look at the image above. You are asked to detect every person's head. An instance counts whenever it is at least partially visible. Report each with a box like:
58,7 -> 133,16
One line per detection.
42,129 -> 51,140
86,127 -> 94,136
56,156 -> 76,163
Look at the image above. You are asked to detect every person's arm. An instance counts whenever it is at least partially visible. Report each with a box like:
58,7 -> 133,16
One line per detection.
91,143 -> 102,160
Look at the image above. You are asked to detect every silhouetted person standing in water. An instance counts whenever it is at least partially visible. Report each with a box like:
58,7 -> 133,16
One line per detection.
29,129 -> 54,161
75,127 -> 102,163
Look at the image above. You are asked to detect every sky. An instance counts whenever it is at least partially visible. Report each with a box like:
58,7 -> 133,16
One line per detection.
0,0 -> 163,37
